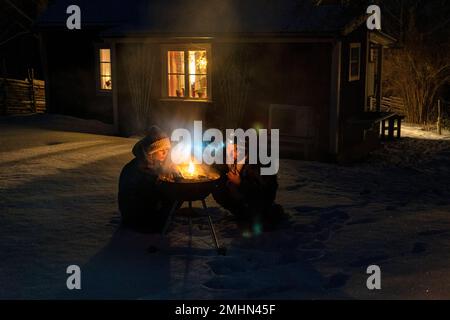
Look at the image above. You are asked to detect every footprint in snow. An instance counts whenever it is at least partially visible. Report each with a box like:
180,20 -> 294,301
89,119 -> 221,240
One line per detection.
323,273 -> 351,289
298,249 -> 326,261
203,275 -> 252,290
347,217 -> 378,226
418,229 -> 450,237
206,257 -> 252,275
293,206 -> 322,214
285,183 -> 307,191
300,240 -> 326,250
318,210 -> 350,224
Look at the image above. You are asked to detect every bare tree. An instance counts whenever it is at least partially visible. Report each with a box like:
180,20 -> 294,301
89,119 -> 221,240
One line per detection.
0,0 -> 50,47
312,0 -> 450,123
381,0 -> 450,123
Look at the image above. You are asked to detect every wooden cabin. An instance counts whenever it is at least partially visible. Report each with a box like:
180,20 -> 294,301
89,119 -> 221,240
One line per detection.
37,0 -> 395,162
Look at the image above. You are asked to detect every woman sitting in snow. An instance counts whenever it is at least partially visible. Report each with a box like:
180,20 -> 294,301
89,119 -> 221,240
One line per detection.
118,126 -> 175,233
212,142 -> 284,233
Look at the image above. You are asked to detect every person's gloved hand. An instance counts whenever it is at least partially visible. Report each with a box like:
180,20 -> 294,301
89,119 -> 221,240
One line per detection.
226,171 -> 241,185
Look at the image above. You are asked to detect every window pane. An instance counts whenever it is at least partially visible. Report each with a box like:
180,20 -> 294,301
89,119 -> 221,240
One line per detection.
101,76 -> 112,90
100,62 -> 111,76
188,50 -> 207,74
168,51 -> 185,74
189,74 -> 207,99
99,48 -> 112,90
100,49 -> 111,62
350,47 -> 360,62
351,62 -> 359,77
168,74 -> 185,97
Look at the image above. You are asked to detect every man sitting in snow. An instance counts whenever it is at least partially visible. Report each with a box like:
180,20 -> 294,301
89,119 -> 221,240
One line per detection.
212,142 -> 284,233
118,126 -> 175,233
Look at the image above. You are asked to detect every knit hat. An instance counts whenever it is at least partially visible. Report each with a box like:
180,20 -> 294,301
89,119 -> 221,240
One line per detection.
132,126 -> 171,158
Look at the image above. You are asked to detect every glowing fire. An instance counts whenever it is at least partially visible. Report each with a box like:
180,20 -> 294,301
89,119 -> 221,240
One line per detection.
177,160 -> 198,179
160,158 -> 219,183
187,161 -> 196,177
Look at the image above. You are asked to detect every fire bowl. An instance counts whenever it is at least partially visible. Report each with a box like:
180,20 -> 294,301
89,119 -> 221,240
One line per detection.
159,170 -> 221,201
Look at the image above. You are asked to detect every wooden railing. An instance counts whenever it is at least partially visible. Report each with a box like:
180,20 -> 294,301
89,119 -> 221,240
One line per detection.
381,96 -> 405,114
0,78 -> 46,115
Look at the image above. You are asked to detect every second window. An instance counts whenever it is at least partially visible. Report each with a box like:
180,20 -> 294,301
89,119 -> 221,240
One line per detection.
166,47 -> 209,99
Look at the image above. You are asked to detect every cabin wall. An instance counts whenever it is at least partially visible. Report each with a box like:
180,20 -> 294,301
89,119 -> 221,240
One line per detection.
339,26 -> 370,156
116,41 -> 332,158
41,30 -> 113,123
38,21 -> 385,163
115,42 -> 210,136
212,42 -> 332,159
42,34 -> 333,159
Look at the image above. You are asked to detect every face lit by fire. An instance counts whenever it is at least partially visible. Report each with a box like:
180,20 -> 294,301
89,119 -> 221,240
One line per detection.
149,148 -> 170,163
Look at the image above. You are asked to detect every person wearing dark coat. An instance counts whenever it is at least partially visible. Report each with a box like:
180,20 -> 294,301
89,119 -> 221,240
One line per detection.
212,143 -> 284,233
118,126 -> 175,233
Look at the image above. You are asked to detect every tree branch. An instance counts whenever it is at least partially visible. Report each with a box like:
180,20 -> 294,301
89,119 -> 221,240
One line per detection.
0,31 -> 30,47
3,0 -> 34,24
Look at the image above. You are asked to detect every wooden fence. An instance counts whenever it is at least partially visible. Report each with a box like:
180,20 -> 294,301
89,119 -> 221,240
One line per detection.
381,96 -> 405,114
0,78 -> 46,115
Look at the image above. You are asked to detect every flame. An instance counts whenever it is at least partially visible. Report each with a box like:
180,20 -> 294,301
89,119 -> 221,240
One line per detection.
161,158 -> 220,182
187,161 -> 195,176
177,160 -> 197,179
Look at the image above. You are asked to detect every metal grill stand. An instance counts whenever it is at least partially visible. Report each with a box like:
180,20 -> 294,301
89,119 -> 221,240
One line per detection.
162,198 -> 227,255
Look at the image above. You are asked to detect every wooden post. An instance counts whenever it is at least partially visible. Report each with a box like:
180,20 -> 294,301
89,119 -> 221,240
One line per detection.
376,45 -> 383,112
1,59 -> 6,115
38,34 -> 50,113
437,99 -> 442,135
388,118 -> 395,139
28,68 -> 36,113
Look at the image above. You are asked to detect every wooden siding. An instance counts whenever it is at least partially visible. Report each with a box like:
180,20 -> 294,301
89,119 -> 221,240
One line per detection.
0,78 -> 46,115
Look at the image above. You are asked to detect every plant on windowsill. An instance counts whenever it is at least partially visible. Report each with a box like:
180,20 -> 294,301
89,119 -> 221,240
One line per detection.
196,90 -> 205,99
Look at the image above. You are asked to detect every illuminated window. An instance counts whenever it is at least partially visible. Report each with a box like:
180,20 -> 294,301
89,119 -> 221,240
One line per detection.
168,51 -> 185,97
99,48 -> 112,90
349,43 -> 361,82
166,48 -> 209,99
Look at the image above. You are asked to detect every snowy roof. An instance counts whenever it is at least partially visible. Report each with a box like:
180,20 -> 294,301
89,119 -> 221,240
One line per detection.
37,0 -> 357,36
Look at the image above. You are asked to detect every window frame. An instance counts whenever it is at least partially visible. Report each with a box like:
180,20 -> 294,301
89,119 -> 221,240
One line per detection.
161,44 -> 212,102
95,46 -> 113,94
348,43 -> 361,82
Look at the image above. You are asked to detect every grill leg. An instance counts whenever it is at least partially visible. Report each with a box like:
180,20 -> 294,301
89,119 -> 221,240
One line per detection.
202,199 -> 227,255
162,200 -> 182,236
187,201 -> 194,241
188,203 -> 193,248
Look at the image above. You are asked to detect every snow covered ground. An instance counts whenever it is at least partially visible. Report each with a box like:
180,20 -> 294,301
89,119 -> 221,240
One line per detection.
1,114 -> 450,299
